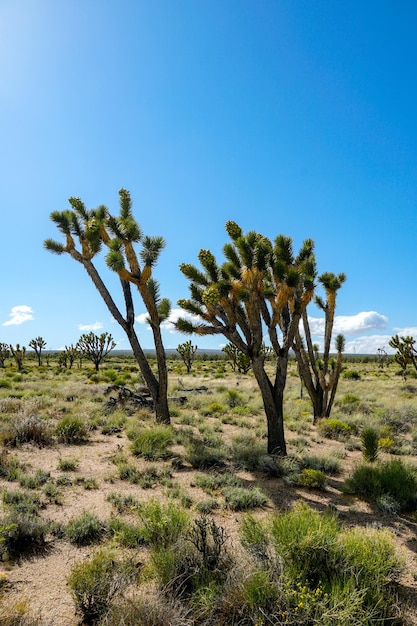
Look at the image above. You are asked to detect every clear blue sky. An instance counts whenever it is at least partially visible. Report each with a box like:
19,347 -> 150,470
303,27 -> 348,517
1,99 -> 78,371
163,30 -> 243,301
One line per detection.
1,0 -> 416,354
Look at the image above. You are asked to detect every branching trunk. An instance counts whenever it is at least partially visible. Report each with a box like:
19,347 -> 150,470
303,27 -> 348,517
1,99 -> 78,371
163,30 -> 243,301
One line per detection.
252,356 -> 287,456
75,254 -> 170,424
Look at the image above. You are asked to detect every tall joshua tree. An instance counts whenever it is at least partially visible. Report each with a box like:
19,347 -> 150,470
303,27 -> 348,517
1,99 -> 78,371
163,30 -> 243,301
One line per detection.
294,272 -> 346,421
29,336 -> 47,366
176,221 -> 317,456
44,189 -> 171,424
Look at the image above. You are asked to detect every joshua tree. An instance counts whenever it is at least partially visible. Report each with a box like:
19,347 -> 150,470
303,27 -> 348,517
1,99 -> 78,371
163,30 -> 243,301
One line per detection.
176,221 -> 317,456
10,344 -> 26,371
64,344 -> 79,369
389,335 -> 417,378
294,272 -> 346,421
76,332 -> 116,371
176,340 -> 197,374
0,343 -> 10,368
222,342 -> 252,374
44,189 -> 171,424
28,336 -> 47,366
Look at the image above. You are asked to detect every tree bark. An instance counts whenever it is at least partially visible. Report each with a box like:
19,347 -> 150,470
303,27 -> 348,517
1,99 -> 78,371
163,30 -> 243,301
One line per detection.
251,356 -> 287,456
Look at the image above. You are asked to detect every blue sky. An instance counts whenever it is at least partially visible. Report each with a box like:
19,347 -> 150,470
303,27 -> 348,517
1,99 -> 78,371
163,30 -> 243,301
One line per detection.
1,0 -> 416,354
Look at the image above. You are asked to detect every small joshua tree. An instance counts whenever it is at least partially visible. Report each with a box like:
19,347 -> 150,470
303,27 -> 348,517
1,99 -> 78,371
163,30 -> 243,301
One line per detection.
28,336 -> 47,366
389,335 -> 417,379
0,343 -> 10,368
76,332 -> 116,371
176,340 -> 198,374
222,343 -> 251,374
9,344 -> 26,371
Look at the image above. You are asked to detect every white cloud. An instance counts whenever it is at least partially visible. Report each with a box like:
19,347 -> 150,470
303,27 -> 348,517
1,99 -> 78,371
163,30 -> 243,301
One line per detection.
392,326 -> 417,337
78,321 -> 103,332
136,308 -> 201,334
307,311 -> 388,337
344,334 -> 394,355
2,305 -> 34,326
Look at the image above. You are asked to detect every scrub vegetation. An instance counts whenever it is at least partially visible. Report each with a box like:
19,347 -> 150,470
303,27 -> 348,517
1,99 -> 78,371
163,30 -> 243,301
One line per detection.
0,351 -> 416,624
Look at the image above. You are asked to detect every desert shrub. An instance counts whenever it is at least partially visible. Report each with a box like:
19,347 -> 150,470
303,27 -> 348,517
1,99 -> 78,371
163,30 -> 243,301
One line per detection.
226,389 -> 242,407
100,415 -> 126,435
56,415 -> 89,444
344,459 -> 417,511
296,468 -> 327,490
195,471 -> 242,494
0,450 -> 21,481
270,502 -> 340,583
338,393 -> 360,412
378,437 -> 395,451
342,369 -> 361,380
0,510 -> 49,558
136,499 -> 190,548
361,426 -> 379,462
201,401 -> 226,416
376,494 -> 402,515
19,469 -> 51,490
317,418 -> 351,440
100,590 -> 192,626
239,514 -> 269,561
196,497 -> 220,514
66,511 -> 107,546
223,486 -> 268,511
107,518 -> 144,548
130,425 -> 173,460
58,457 -> 79,472
336,526 -> 403,608
117,462 -> 171,488
150,515 -> 232,601
68,549 -> 138,625
106,492 -> 142,514
300,453 -> 342,475
2,490 -> 41,515
1,414 -> 53,447
184,435 -> 226,469
257,453 -> 301,478
230,433 -> 265,470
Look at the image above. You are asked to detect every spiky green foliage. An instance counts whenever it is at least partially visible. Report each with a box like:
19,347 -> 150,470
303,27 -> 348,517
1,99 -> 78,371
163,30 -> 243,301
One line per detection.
177,221 -> 317,455
45,189 -> 171,424
76,332 -> 116,371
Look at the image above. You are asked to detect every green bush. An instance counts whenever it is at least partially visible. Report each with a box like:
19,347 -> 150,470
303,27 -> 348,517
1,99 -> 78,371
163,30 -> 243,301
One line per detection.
56,416 -> 89,444
344,459 -> 417,511
361,426 -> 379,462
300,453 -> 342,475
184,435 -> 226,469
317,418 -> 351,440
136,499 -> 190,548
130,425 -> 173,460
0,510 -> 49,558
58,457 -> 79,472
223,486 -> 268,511
342,369 -> 361,380
337,526 -> 403,607
296,468 -> 327,490
230,434 -> 265,470
0,450 -> 21,481
108,518 -> 144,548
66,511 -> 106,546
68,549 -> 138,625
201,402 -> 226,416
239,514 -> 269,560
270,502 -> 340,583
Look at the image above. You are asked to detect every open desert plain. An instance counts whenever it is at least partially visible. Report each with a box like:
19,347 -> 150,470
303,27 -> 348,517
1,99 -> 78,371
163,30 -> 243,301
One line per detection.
1,353 -> 417,625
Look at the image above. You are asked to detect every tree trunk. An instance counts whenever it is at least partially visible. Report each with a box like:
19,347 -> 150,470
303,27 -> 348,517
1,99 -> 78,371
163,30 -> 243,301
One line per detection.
251,356 -> 287,456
